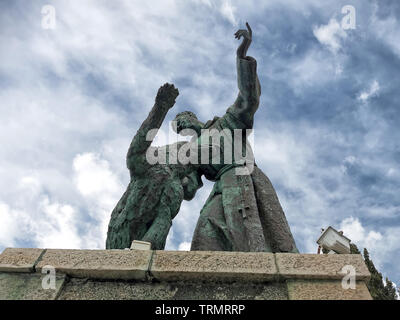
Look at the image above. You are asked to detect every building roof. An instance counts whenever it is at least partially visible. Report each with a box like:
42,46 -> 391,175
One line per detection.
317,226 -> 351,244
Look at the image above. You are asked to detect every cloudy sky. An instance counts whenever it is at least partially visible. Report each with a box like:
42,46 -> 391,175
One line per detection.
0,0 -> 399,286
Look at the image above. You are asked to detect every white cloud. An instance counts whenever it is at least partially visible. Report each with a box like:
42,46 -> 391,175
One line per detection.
313,19 -> 347,53
0,203 -> 20,247
358,80 -> 380,102
73,152 -> 124,248
0,194 -> 82,250
34,197 -> 82,249
340,217 -> 382,246
220,0 -> 237,26
178,242 -> 191,251
73,153 -> 122,198
339,216 -> 400,279
0,152 -> 124,250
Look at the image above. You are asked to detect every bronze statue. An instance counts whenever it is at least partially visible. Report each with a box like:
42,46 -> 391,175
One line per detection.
106,23 -> 298,253
106,84 -> 203,250
173,23 -> 298,252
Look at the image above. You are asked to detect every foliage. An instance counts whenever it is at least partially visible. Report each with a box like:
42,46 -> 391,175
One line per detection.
350,243 -> 397,300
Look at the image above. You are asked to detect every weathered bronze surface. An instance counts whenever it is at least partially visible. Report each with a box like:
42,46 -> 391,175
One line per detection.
106,23 -> 298,253
106,84 -> 202,250
174,23 -> 298,252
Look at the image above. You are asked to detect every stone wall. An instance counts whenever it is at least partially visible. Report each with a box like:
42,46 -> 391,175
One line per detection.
0,248 -> 372,300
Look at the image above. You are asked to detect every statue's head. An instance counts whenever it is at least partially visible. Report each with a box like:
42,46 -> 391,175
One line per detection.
181,170 -> 203,201
173,111 -> 205,137
165,142 -> 203,201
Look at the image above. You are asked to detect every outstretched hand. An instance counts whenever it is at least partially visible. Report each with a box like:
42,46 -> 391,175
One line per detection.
235,22 -> 252,58
234,22 -> 252,41
156,83 -> 179,109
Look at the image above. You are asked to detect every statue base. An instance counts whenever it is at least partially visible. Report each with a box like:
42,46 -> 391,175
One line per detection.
0,248 -> 372,300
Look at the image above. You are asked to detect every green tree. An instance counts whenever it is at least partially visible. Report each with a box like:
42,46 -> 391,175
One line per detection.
350,243 -> 360,254
350,243 -> 397,300
383,278 -> 397,300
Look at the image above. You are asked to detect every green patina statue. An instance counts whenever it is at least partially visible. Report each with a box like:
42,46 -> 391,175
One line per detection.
174,23 -> 298,253
106,23 -> 298,253
106,84 -> 203,250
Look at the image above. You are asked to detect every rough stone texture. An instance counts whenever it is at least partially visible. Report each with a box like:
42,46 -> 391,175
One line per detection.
0,248 -> 44,273
59,278 -> 287,300
0,249 -> 373,300
150,251 -> 277,282
276,253 -> 370,281
287,280 -> 372,300
36,249 -> 152,280
0,272 -> 66,300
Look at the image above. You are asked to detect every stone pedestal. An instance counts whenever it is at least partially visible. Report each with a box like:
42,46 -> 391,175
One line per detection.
0,248 -> 372,300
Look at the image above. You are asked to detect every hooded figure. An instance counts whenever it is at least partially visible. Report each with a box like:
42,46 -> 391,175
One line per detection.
173,23 -> 298,253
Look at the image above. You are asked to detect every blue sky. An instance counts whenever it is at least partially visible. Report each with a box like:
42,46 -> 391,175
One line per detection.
0,0 -> 399,287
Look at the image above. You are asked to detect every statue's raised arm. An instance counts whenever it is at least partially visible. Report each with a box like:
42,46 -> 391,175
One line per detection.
230,22 -> 261,128
126,83 -> 179,176
106,83 -> 203,250
170,25 -> 298,253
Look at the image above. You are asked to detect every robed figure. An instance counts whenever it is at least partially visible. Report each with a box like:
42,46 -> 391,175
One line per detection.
173,23 -> 298,253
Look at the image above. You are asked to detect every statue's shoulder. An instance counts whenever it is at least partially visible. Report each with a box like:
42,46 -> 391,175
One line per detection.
226,106 -> 252,129
204,116 -> 220,129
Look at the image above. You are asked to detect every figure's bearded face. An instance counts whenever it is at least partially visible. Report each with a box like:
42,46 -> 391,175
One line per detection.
182,171 -> 203,201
